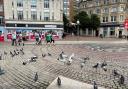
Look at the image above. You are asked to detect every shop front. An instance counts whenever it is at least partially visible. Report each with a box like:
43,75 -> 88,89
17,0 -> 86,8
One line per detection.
0,27 -> 5,42
5,26 -> 63,41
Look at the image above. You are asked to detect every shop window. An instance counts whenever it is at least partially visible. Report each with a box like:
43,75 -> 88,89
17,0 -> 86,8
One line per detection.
0,31 -> 2,35
110,27 -> 115,35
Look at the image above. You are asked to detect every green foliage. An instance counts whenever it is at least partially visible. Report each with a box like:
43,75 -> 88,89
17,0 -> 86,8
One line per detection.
74,11 -> 100,30
63,13 -> 69,32
90,14 -> 100,30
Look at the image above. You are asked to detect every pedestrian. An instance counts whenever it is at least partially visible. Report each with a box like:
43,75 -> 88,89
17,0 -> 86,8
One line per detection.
37,34 -> 42,45
18,33 -> 22,46
45,32 -> 52,46
12,32 -> 17,46
51,33 -> 55,45
35,32 -> 39,45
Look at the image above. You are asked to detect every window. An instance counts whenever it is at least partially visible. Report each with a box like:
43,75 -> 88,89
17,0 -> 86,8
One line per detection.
102,16 -> 108,22
40,12 -> 42,20
44,0 -> 49,8
31,0 -> 37,8
95,8 -> 100,14
17,11 -> 23,20
120,0 -> 124,2
110,27 -> 115,35
52,12 -> 54,20
12,1 -> 14,7
103,8 -> 109,13
95,0 -> 100,6
104,0 -> 109,4
120,6 -> 125,12
0,16 -> 4,25
31,11 -> 37,20
17,0 -> 23,7
112,0 -> 118,3
111,7 -> 118,12
44,12 -> 50,21
12,10 -> 14,19
111,16 -> 117,22
120,15 -> 124,21
0,5 -> 3,12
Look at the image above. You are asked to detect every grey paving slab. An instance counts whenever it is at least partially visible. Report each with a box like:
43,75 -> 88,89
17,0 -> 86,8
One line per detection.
47,76 -> 106,89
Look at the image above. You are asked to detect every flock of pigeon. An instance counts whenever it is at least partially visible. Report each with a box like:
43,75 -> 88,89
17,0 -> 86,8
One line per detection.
0,46 -> 126,88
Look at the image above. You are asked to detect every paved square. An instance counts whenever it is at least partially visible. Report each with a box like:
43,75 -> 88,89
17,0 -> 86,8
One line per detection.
0,41 -> 128,89
47,76 -> 105,89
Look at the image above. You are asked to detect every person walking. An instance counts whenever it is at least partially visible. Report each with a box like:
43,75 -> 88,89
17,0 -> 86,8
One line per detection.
35,32 -> 39,45
45,32 -> 52,46
51,33 -> 55,45
12,32 -> 17,46
18,33 -> 24,46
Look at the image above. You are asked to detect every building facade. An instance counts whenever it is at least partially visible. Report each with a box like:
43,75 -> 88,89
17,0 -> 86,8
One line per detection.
63,0 -> 76,22
3,0 -> 63,40
79,0 -> 128,38
63,0 -> 70,18
0,0 -> 5,41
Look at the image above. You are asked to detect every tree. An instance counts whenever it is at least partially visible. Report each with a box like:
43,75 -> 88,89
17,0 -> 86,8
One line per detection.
90,14 -> 100,30
74,12 -> 100,36
74,11 -> 90,31
63,14 -> 69,32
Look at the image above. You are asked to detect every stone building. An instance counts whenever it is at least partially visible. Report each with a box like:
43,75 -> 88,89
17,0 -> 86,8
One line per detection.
79,0 -> 128,38
3,0 -> 63,40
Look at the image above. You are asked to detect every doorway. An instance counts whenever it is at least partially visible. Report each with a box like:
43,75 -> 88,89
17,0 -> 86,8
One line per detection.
119,31 -> 122,38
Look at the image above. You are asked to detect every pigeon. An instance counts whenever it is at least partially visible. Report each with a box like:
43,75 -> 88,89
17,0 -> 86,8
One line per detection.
93,63 -> 99,69
34,72 -> 38,82
57,77 -> 61,86
10,51 -> 14,57
0,54 -> 2,60
113,69 -> 120,76
48,53 -> 52,56
93,81 -> 98,89
101,61 -> 107,68
20,48 -> 24,55
22,62 -> 27,65
14,50 -> 18,55
119,75 -> 125,85
80,63 -> 84,69
4,51 -> 7,55
42,54 -> 46,57
102,66 -> 107,72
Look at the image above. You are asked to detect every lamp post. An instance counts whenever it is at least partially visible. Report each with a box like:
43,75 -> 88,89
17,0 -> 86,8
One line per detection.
76,0 -> 80,40
77,20 -> 80,36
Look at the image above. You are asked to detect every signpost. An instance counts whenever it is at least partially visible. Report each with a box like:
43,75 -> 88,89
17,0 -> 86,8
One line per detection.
124,19 -> 128,40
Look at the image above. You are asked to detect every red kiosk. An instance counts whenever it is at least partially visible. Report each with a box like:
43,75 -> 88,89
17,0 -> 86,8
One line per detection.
124,19 -> 128,39
0,33 -> 4,42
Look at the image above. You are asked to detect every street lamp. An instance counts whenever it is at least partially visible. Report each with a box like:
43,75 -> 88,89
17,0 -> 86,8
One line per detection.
76,0 -> 80,37
77,20 -> 80,36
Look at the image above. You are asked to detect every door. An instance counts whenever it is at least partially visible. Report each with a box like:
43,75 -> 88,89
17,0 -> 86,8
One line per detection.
119,31 -> 122,38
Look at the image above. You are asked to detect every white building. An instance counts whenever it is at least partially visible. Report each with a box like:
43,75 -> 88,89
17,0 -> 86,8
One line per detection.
4,0 -> 63,40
